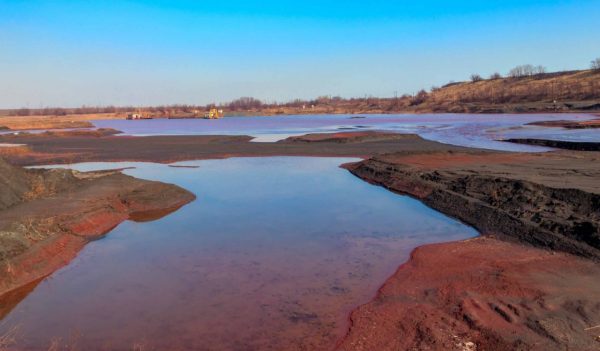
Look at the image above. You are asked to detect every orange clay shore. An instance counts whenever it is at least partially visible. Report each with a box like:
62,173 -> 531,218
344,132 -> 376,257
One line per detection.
0,159 -> 195,301
337,237 -> 600,351
340,151 -> 600,350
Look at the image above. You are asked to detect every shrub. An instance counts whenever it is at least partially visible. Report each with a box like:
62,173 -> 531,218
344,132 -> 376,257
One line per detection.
410,90 -> 429,105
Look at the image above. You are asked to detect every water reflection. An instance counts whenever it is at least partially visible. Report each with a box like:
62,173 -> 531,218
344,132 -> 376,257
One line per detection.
92,113 -> 597,151
2,157 -> 478,350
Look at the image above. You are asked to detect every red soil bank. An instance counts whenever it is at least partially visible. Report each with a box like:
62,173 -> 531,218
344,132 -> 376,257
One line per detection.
338,237 -> 600,350
341,150 -> 600,350
0,160 -> 195,297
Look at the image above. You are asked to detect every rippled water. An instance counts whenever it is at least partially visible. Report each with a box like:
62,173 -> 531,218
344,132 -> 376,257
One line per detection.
2,157 -> 477,350
92,113 -> 598,151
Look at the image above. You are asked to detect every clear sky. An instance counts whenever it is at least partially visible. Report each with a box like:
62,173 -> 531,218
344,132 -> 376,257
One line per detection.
1,0 -> 599,108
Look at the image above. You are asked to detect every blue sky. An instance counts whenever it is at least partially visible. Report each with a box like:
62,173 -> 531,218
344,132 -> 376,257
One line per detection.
1,0 -> 599,108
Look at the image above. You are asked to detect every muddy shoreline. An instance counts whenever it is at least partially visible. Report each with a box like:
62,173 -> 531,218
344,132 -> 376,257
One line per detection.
341,150 -> 600,350
0,159 -> 195,299
0,131 -> 598,350
0,131 -> 472,166
505,138 -> 600,151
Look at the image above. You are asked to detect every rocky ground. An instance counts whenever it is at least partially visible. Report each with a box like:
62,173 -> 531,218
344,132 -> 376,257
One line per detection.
0,158 -> 195,302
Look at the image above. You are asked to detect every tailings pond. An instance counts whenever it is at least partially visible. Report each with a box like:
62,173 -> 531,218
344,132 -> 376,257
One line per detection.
2,157 -> 478,350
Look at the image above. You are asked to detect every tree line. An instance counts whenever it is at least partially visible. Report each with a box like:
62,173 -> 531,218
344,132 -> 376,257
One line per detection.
6,57 -> 600,116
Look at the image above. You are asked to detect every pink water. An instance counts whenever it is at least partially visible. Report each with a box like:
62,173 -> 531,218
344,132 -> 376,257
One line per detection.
92,113 -> 599,151
2,158 -> 477,350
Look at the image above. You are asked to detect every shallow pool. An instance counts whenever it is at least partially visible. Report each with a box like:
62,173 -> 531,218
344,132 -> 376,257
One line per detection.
3,157 -> 478,350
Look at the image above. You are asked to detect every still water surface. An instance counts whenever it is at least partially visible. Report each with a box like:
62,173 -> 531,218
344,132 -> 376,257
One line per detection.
3,157 -> 477,350
93,113 -> 598,151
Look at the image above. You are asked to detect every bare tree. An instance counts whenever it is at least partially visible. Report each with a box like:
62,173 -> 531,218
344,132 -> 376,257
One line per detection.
227,97 -> 263,110
592,58 -> 600,70
470,74 -> 483,82
508,64 -> 542,78
534,65 -> 547,75
490,72 -> 502,79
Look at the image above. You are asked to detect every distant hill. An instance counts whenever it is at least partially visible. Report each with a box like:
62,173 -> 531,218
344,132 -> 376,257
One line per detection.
225,69 -> 600,114
2,69 -> 599,116
418,69 -> 600,113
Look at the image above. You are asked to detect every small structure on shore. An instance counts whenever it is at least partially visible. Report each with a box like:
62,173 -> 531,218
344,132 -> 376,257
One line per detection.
126,112 -> 153,120
204,108 -> 224,119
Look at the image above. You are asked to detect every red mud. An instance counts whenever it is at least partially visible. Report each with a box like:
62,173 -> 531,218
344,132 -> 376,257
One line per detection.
337,237 -> 600,351
340,150 -> 600,350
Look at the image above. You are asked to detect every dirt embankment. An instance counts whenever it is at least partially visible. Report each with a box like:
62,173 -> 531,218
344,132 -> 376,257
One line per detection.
345,152 -> 600,259
340,151 -> 600,350
0,113 -> 123,131
503,117 -> 600,151
505,139 -> 600,151
527,118 -> 600,129
0,158 -> 195,300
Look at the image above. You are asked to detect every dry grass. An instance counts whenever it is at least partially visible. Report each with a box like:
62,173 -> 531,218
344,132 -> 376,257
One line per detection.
0,114 -> 122,131
428,70 -> 600,105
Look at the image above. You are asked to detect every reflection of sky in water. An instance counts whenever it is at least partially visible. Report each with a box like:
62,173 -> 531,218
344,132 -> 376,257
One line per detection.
93,113 -> 597,152
8,158 -> 477,350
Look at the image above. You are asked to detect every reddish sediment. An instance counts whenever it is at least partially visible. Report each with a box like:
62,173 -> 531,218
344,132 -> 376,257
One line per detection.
338,237 -> 600,351
339,150 -> 600,350
0,159 -> 195,298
